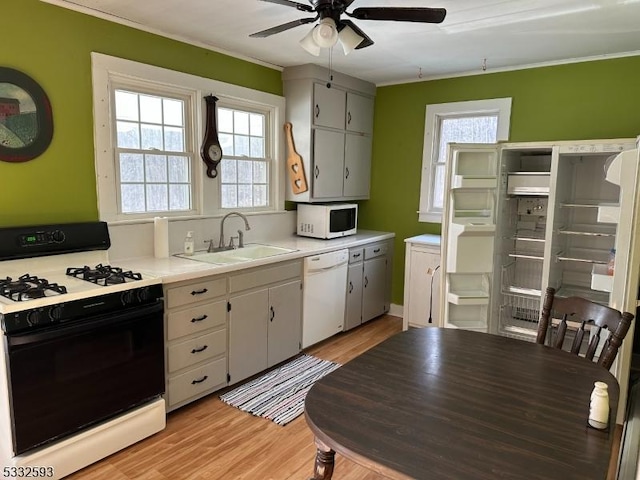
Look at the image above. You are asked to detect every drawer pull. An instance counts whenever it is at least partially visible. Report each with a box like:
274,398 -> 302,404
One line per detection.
353,253 -> 361,258
373,248 -> 381,253
191,375 -> 208,385
270,306 -> 275,322
349,281 -> 353,294
191,345 -> 209,354
364,276 -> 369,288
315,104 -> 320,118
191,315 -> 208,323
191,288 -> 208,295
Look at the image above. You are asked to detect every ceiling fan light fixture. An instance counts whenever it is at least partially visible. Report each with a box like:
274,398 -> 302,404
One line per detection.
299,29 -> 321,56
338,25 -> 364,55
312,17 -> 339,48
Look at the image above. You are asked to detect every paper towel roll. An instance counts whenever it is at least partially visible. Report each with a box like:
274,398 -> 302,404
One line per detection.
154,217 -> 169,258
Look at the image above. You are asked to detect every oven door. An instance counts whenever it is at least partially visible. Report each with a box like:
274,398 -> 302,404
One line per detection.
5,301 -> 165,455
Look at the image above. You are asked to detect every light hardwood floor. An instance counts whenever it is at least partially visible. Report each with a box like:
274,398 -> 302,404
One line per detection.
67,315 -> 622,480
68,315 -> 402,480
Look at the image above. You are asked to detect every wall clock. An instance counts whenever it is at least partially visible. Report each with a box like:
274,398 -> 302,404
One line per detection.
201,95 -> 223,178
0,67 -> 53,163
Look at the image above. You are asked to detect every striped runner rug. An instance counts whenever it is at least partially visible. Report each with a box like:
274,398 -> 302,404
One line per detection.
219,354 -> 341,426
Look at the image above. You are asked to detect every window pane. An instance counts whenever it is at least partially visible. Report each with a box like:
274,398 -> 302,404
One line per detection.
221,159 -> 237,183
168,155 -> 189,183
253,185 -> 267,206
253,161 -> 267,183
250,136 -> 264,158
237,160 -> 252,183
115,91 -> 139,121
146,184 -> 168,211
140,95 -> 162,124
234,111 -> 249,135
234,135 -> 249,157
221,184 -> 237,208
145,154 -> 167,182
163,98 -> 183,126
219,108 -> 233,133
438,115 -> 497,162
116,121 -> 140,148
164,126 -> 185,152
433,165 -> 446,210
238,185 -> 252,207
121,184 -> 145,213
119,153 -> 144,182
249,114 -> 263,136
141,123 -> 163,150
169,184 -> 190,210
220,133 -> 233,155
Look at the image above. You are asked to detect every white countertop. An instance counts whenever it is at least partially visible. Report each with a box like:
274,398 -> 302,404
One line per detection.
118,230 -> 395,284
404,234 -> 441,247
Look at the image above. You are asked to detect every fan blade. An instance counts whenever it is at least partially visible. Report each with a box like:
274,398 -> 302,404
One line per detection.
250,16 -> 318,38
258,0 -> 314,13
339,19 -> 374,49
349,7 -> 446,24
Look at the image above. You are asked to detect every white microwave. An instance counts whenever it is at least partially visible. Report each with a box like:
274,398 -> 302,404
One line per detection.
297,203 -> 358,239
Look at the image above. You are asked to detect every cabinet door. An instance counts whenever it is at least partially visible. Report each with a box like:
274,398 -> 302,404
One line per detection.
346,92 -> 374,134
407,249 -> 441,327
228,289 -> 268,385
268,280 -> 302,367
362,256 -> 387,323
343,134 -> 372,198
344,263 -> 363,331
313,83 -> 346,129
312,129 -> 345,199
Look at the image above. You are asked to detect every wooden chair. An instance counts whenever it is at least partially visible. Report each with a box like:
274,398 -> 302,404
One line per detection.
536,287 -> 635,370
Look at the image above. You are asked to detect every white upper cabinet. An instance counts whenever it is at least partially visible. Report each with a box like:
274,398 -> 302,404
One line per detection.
283,64 -> 376,203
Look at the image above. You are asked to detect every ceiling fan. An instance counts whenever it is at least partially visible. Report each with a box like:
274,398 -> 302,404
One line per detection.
250,0 -> 447,56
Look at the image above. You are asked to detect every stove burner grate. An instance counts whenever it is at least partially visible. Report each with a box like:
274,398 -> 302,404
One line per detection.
0,274 -> 68,302
66,264 -> 143,286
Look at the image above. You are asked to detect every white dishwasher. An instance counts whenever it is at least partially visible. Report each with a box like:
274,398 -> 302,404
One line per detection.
302,249 -> 349,348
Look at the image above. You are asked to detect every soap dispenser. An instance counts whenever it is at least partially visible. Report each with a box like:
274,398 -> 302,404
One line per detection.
184,231 -> 195,256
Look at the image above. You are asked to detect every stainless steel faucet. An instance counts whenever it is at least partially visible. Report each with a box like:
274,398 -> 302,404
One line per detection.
218,212 -> 251,249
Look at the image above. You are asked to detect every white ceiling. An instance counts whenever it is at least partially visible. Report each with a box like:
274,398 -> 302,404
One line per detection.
47,0 -> 640,85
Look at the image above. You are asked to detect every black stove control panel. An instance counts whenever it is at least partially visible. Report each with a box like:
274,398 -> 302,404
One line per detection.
19,229 -> 66,247
1,284 -> 164,335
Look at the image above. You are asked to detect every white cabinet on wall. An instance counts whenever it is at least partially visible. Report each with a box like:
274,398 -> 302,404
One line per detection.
228,260 -> 302,386
403,235 -> 442,330
283,64 -> 375,203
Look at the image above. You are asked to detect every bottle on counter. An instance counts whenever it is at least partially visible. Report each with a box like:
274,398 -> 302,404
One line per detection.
184,231 -> 195,256
588,381 -> 610,430
607,248 -> 616,276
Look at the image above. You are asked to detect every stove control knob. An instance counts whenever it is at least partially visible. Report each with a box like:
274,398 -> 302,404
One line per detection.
137,287 -> 151,302
26,310 -> 42,326
49,305 -> 64,321
50,230 -> 65,243
121,290 -> 136,305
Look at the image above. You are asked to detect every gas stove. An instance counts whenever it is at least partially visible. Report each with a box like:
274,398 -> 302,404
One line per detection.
0,222 -> 161,321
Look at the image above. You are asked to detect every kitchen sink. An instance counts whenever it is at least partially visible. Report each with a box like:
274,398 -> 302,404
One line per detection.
178,244 -> 297,265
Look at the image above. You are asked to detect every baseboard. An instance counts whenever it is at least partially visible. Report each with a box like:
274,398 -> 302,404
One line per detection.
388,303 -> 403,318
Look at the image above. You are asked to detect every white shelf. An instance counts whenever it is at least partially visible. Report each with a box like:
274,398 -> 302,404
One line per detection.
448,290 -> 489,305
452,175 -> 497,189
507,172 -> 550,195
558,224 -> 617,237
555,284 -> 610,305
560,200 -> 620,224
591,264 -> 613,293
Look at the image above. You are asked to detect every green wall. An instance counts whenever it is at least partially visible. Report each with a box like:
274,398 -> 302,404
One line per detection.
1,0 -> 281,227
4,1 -> 640,306
359,57 -> 640,304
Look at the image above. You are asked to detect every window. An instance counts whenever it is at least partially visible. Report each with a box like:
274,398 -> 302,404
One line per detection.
418,98 -> 512,223
114,89 -> 192,214
218,105 -> 270,209
91,53 -> 285,222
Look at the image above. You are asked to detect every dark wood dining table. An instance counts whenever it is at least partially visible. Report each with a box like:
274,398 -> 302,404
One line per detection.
304,328 -> 619,480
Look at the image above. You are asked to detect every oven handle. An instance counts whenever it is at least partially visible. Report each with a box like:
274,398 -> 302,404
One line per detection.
7,301 -> 163,347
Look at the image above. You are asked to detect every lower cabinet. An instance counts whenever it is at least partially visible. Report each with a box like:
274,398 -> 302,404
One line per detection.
164,276 -> 228,412
228,260 -> 302,386
403,234 -> 441,329
344,240 -> 392,331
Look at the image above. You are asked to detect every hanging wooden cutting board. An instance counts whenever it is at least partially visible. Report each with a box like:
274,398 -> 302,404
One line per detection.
284,122 -> 308,194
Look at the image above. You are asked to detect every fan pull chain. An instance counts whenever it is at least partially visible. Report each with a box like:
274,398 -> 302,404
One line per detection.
327,47 -> 334,88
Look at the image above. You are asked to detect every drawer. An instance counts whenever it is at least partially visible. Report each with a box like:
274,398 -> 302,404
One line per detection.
364,243 -> 388,260
349,248 -> 364,264
166,277 -> 227,309
229,260 -> 301,293
167,357 -> 227,407
167,300 -> 227,341
168,330 -> 226,373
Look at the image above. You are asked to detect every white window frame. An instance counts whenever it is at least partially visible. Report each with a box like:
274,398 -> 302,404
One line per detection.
418,98 -> 512,223
91,52 -> 286,223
